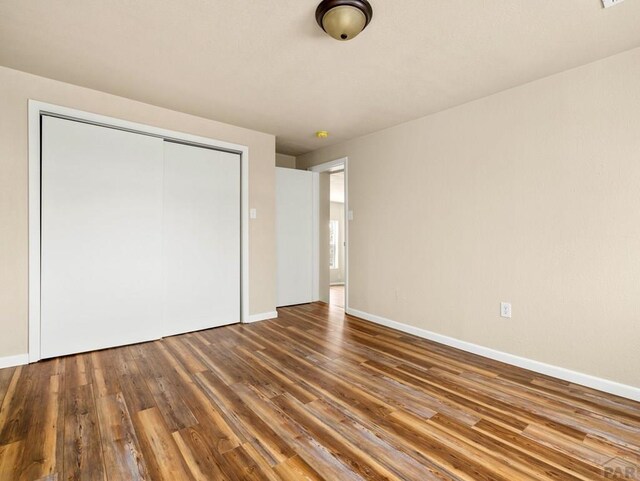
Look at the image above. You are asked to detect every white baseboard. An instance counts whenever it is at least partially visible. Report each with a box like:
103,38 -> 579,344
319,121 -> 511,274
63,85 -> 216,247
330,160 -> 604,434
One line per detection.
245,311 -> 279,324
346,308 -> 640,402
0,353 -> 29,370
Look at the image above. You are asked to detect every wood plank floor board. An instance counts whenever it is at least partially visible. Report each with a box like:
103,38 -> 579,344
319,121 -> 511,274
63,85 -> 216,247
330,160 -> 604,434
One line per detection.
0,365 -> 35,446
332,357 -> 483,425
0,368 -> 16,410
62,382 -> 106,481
254,348 -> 397,422
426,412 -> 586,480
271,392 -> 403,481
95,392 -> 150,481
231,383 -> 374,481
367,359 -> 581,436
303,396 -> 442,481
154,344 -> 244,455
163,338 -> 208,375
18,369 -> 60,481
473,418 -> 613,481
172,423 -> 239,481
115,355 -> 157,415
133,407 -> 193,481
194,370 -> 295,466
1,302 -> 639,480
273,454 -> 325,481
0,440 -> 23,481
452,369 -> 640,450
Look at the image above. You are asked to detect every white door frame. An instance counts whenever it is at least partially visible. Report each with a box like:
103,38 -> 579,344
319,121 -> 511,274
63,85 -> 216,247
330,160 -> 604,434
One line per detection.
308,157 -> 349,310
28,100 -> 250,362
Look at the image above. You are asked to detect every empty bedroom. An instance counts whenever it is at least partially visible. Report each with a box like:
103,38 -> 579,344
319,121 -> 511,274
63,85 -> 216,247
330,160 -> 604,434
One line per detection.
1,1 -> 640,480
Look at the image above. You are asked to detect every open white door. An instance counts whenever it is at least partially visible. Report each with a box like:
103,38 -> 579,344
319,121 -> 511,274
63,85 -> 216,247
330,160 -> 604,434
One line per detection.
276,168 -> 316,307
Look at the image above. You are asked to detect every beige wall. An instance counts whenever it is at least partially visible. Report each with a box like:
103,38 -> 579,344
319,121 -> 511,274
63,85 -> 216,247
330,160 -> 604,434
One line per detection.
0,66 -> 276,358
298,47 -> 640,388
275,153 -> 296,169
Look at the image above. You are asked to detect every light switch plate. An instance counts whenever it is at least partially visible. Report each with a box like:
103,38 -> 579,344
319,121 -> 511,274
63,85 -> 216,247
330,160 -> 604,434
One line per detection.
250,208 -> 257,219
602,0 -> 625,8
500,302 -> 512,319
347,210 -> 354,221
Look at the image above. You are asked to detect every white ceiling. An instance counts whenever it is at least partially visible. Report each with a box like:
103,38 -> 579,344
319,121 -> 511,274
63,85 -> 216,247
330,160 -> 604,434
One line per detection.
1,1 -> 639,155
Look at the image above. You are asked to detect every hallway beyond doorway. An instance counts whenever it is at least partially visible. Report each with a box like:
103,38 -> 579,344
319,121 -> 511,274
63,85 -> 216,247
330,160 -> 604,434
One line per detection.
330,285 -> 344,308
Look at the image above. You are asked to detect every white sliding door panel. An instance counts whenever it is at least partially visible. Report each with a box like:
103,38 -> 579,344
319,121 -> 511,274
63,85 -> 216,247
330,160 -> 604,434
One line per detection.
276,168 -> 315,307
162,142 -> 240,336
41,117 -> 164,358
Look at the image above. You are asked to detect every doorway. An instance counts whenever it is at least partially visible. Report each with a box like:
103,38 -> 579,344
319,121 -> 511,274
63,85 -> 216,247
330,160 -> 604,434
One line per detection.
329,170 -> 345,307
309,157 -> 349,310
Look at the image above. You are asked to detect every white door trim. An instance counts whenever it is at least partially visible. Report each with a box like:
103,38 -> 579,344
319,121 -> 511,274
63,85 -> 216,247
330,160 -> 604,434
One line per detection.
308,158 -> 347,173
308,157 -> 349,310
28,100 -> 250,362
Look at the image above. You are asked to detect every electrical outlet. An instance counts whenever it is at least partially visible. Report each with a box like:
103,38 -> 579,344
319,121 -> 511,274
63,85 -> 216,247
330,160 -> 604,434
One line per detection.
602,0 -> 625,8
500,302 -> 512,319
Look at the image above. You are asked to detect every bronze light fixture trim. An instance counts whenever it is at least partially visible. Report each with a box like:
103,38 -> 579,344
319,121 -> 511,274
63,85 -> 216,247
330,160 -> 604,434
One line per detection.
315,0 -> 373,41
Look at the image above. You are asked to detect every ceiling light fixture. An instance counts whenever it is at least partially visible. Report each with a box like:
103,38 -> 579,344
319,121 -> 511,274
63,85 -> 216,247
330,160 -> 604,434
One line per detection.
315,0 -> 373,41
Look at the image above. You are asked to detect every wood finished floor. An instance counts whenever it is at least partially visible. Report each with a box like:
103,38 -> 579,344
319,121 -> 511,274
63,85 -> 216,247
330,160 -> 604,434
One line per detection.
1,303 -> 640,480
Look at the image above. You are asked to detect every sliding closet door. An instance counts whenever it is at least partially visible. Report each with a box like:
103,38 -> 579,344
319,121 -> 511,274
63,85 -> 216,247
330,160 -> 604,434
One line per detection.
41,116 -> 164,358
162,142 -> 241,336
